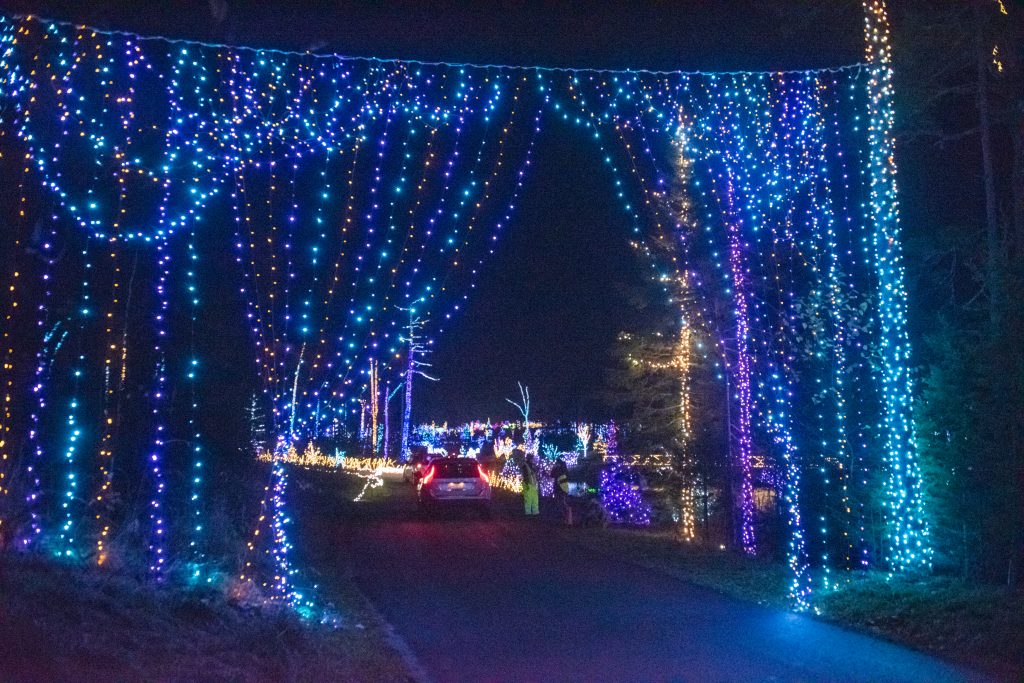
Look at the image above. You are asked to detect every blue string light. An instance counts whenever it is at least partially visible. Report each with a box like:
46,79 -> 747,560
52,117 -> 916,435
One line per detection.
144,241 -> 171,579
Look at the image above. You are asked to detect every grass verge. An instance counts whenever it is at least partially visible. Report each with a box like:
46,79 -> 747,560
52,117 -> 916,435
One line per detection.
0,552 -> 412,682
568,526 -> 1023,680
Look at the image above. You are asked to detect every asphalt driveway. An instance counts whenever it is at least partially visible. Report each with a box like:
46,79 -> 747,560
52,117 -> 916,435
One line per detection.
298,474 -> 988,683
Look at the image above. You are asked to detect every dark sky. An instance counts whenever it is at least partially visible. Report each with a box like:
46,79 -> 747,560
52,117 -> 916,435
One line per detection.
1,0 -> 865,423
419,126 -> 647,422
1,2 -> 863,72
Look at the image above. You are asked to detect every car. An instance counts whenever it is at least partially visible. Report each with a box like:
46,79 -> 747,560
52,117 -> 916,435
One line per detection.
417,458 -> 492,516
402,451 -> 431,483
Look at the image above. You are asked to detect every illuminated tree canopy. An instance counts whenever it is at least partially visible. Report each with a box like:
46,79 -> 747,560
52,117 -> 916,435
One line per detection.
0,5 -> 928,610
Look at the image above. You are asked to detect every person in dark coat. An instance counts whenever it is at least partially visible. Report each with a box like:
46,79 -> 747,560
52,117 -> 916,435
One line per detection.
551,457 -> 572,525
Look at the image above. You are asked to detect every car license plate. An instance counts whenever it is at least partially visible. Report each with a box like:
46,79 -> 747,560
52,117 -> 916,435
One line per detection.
448,482 -> 464,490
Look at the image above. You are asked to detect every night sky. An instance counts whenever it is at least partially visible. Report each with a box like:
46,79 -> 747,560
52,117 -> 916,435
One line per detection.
1,0 -> 866,423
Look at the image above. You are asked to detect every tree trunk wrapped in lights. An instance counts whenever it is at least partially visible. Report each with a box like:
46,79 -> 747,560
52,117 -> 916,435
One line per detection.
863,0 -> 933,573
399,309 -> 437,462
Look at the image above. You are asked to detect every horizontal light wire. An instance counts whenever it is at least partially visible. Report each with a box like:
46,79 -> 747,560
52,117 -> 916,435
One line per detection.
5,12 -> 869,77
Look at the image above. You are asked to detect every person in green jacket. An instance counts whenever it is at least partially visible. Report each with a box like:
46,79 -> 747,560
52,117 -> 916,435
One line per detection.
520,451 -> 539,516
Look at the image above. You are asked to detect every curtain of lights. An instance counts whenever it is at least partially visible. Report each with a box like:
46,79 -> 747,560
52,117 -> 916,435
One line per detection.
0,2 -> 927,610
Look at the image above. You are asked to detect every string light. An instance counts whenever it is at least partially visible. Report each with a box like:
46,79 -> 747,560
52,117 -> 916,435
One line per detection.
240,437 -> 310,609
575,423 -> 591,461
21,224 -> 63,549
186,220 -> 205,572
146,241 -> 171,579
56,235 -> 92,558
258,442 -> 345,468
719,169 -> 757,555
600,459 -> 652,526
93,241 -> 127,565
862,0 -> 931,573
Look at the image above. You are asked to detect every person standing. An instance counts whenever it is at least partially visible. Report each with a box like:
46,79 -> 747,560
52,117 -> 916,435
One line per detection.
520,452 -> 539,516
551,457 -> 572,526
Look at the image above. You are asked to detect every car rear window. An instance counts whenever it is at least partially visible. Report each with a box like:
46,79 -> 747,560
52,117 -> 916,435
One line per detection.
431,460 -> 480,479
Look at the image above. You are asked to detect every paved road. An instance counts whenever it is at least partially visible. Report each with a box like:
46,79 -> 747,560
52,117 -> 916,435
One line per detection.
301,473 -> 988,683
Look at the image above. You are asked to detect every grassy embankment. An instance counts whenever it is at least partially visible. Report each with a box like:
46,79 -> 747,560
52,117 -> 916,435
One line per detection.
570,525 -> 1023,680
0,470 -> 411,682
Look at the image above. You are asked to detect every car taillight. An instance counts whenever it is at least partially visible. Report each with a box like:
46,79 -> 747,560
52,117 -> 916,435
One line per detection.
477,464 -> 490,484
421,465 -> 436,486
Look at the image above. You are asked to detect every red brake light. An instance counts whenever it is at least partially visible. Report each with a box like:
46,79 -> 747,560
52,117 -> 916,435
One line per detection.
477,464 -> 490,484
421,465 -> 436,486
